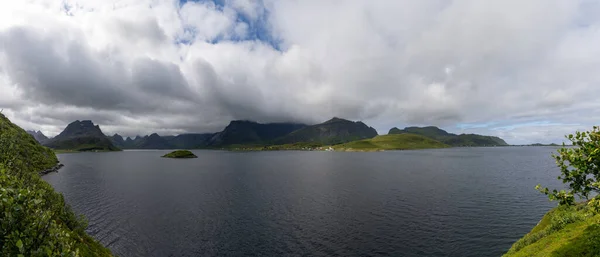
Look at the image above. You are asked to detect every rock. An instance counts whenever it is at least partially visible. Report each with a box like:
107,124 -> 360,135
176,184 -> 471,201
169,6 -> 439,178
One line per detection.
39,163 -> 64,176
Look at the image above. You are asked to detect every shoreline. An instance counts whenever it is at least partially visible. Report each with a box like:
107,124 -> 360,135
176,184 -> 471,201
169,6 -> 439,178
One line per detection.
39,163 -> 64,176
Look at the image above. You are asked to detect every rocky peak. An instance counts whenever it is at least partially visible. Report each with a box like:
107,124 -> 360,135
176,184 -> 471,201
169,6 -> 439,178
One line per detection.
55,120 -> 105,139
27,130 -> 49,143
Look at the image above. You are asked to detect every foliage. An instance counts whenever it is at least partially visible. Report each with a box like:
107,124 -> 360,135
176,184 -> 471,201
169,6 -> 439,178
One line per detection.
162,150 -> 198,158
45,137 -> 120,152
536,126 -> 600,210
506,126 -> 600,257
551,223 -> 600,257
0,113 -> 111,256
333,134 -> 449,151
0,114 -> 58,173
503,204 -> 599,257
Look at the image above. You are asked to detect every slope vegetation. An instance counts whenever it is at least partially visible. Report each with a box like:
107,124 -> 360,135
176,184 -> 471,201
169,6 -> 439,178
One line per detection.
0,113 -> 111,256
388,126 -> 508,147
504,204 -> 600,257
333,134 -> 449,151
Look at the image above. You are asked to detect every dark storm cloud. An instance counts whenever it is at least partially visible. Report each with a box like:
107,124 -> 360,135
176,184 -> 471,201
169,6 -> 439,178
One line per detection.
0,27 -> 131,109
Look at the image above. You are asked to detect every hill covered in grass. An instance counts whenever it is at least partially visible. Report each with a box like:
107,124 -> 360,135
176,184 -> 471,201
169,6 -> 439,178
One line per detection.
162,150 -> 198,158
0,113 -> 111,256
44,120 -> 119,151
388,126 -> 508,147
333,134 -> 449,151
503,203 -> 600,257
0,114 -> 58,172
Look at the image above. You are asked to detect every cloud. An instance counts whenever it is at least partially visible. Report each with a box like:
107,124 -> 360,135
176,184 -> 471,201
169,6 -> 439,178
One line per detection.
0,0 -> 599,144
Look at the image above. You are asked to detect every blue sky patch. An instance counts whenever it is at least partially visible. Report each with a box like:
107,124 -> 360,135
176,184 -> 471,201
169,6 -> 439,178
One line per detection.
177,0 -> 280,49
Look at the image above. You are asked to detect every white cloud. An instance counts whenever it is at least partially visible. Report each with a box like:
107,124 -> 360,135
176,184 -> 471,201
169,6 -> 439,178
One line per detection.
0,0 -> 599,144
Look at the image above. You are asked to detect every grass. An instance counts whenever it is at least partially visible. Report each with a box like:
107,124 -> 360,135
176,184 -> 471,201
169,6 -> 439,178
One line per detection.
54,149 -> 80,154
503,203 -> 600,257
226,141 -> 326,151
162,150 -> 198,158
332,134 -> 450,151
0,113 -> 112,256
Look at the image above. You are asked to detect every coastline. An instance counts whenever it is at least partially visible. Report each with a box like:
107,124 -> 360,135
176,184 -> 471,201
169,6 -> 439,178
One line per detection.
39,163 -> 64,176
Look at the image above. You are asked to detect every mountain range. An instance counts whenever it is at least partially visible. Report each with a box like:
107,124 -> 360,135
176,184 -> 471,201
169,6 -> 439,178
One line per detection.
26,130 -> 49,144
36,118 -> 509,151
109,118 -> 377,149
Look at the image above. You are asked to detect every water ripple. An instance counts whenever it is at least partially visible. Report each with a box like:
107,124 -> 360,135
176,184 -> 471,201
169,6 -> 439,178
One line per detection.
43,147 -> 562,257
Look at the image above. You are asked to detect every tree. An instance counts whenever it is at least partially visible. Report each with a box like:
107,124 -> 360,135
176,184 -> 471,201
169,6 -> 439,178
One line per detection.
536,126 -> 600,213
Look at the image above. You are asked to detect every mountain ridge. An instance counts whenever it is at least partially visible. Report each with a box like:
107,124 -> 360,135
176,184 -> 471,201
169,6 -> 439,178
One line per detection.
388,126 -> 508,147
26,130 -> 49,144
274,117 -> 378,145
44,120 -> 120,151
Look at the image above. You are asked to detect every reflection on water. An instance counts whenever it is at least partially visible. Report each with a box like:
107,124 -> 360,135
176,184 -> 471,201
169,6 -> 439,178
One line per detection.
44,147 -> 562,257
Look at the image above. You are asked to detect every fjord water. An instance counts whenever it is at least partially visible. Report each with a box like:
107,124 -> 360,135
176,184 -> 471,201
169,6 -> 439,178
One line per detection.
44,147 -> 563,257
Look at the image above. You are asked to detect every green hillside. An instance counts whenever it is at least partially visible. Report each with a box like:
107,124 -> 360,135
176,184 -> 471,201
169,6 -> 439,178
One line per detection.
0,114 -> 58,172
503,203 -> 600,257
0,113 -> 111,256
333,134 -> 449,151
388,126 -> 508,147
162,150 -> 198,158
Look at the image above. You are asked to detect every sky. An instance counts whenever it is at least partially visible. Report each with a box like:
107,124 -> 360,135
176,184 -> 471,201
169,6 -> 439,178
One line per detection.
1,0 -> 599,144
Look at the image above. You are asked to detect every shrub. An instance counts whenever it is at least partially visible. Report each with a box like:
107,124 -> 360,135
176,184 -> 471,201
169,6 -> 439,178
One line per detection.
536,126 -> 600,212
0,113 -> 111,256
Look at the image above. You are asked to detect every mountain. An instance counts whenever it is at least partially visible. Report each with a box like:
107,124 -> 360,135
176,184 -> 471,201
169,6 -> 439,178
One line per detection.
133,133 -> 174,149
275,117 -> 378,145
109,134 -> 126,148
388,126 -> 508,147
109,133 -> 214,149
333,134 -> 450,151
169,133 -> 214,149
44,120 -> 120,151
206,120 -> 307,146
26,130 -> 49,144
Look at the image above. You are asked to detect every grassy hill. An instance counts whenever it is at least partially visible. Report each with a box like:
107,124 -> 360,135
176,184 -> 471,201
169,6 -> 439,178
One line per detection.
504,203 -> 600,257
388,126 -> 508,147
162,150 -> 198,158
0,113 -> 111,256
333,134 -> 450,151
0,115 -> 58,172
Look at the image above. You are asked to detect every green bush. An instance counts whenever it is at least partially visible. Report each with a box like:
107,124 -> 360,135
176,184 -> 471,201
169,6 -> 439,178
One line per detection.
537,126 -> 600,211
162,150 -> 198,158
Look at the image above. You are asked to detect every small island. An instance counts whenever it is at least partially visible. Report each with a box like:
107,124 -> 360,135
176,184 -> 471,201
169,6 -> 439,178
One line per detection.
161,150 -> 198,158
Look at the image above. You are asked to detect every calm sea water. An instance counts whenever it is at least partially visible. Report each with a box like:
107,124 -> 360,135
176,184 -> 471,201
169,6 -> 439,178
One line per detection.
44,147 -> 563,257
